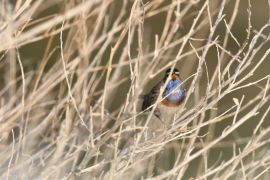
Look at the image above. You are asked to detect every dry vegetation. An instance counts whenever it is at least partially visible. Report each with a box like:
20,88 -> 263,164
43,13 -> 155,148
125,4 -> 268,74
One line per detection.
0,0 -> 270,179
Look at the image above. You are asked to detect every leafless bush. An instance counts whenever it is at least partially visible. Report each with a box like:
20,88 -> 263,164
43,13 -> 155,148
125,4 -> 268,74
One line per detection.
0,0 -> 270,179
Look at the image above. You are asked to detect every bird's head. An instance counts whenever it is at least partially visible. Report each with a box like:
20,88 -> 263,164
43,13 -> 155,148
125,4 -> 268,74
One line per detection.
164,68 -> 180,81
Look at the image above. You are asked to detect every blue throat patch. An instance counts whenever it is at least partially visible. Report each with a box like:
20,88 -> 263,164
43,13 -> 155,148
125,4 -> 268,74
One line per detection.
163,79 -> 185,103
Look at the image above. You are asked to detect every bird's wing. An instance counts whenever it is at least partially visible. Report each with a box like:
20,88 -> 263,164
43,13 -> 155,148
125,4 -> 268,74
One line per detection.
142,81 -> 164,111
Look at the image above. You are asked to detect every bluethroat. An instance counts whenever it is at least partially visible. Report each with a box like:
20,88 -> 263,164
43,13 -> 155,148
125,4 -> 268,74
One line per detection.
142,68 -> 185,124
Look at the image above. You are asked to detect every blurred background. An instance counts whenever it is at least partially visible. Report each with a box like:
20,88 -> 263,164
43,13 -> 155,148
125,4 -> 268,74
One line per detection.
0,0 -> 270,179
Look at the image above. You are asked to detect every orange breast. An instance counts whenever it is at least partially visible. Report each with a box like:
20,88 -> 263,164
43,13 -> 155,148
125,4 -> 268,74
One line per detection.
161,99 -> 181,107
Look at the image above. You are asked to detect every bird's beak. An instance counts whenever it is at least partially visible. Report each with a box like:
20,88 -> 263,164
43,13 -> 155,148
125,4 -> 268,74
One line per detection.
172,73 -> 177,80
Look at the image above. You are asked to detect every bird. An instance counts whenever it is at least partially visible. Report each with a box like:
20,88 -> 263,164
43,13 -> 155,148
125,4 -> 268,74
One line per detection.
142,68 -> 185,124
